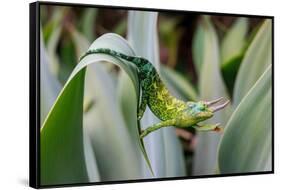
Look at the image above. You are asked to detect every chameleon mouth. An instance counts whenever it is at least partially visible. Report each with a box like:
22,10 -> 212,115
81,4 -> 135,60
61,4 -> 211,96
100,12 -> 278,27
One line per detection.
206,97 -> 230,112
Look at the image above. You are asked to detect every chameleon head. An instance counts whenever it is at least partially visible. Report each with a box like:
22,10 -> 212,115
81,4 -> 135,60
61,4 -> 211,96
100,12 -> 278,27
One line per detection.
186,97 -> 230,123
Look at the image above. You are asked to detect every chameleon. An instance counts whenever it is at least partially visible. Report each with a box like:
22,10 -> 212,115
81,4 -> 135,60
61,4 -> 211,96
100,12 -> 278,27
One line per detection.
80,48 -> 229,139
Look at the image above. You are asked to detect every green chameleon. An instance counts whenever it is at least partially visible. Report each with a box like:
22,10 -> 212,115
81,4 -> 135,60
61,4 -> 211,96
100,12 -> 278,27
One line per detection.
80,48 -> 229,139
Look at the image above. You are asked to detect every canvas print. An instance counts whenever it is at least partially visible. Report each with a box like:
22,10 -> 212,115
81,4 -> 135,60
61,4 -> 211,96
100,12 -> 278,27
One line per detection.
33,2 -> 273,187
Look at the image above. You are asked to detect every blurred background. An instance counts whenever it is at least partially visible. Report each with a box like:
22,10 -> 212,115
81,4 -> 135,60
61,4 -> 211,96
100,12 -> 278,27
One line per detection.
40,5 -> 264,86
40,4 -> 271,186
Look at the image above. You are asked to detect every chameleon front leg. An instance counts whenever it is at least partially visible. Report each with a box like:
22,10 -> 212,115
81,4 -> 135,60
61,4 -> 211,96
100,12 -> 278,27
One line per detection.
192,123 -> 223,132
140,119 -> 177,139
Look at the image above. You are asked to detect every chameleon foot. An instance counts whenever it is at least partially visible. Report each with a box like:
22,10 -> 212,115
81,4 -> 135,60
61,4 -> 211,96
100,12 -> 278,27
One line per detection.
137,111 -> 144,120
193,123 -> 223,133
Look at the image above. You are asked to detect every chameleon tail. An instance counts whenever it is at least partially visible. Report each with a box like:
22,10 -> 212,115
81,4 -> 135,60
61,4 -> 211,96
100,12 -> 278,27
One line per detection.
79,48 -> 148,68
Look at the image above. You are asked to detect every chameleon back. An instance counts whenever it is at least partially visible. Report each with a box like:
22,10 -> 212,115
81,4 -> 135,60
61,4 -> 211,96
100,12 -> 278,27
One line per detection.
80,48 -> 187,121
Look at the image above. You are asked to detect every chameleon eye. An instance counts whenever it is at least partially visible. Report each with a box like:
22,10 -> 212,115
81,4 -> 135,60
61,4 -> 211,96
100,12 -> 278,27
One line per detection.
197,103 -> 205,111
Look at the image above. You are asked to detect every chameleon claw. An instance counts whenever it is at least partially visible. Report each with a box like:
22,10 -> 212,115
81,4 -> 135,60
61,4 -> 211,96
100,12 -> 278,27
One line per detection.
193,123 -> 223,133
137,113 -> 143,120
213,123 -> 223,133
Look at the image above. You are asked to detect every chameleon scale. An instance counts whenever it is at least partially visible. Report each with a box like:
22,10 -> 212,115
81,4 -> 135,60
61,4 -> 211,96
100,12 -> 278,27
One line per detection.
80,48 -> 229,139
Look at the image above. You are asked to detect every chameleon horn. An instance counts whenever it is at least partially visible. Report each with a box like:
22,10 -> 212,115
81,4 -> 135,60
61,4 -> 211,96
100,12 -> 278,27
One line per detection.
206,97 -> 224,106
210,100 -> 230,112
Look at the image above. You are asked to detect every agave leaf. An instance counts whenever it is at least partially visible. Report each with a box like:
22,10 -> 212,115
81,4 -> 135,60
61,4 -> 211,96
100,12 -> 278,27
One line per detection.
41,33 -> 153,184
127,11 -> 162,177
245,21 -> 263,50
218,65 -> 272,173
126,11 -> 185,177
44,8 -> 64,77
84,64 -> 142,181
42,6 -> 65,43
221,18 -> 248,66
40,69 -> 88,185
193,17 -> 229,175
40,32 -> 61,124
80,8 -> 97,42
82,115 -> 101,182
71,27 -> 142,180
58,40 -> 78,83
160,65 -> 197,101
233,20 -> 272,106
113,19 -> 127,35
46,25 -> 61,77
69,28 -> 102,182
70,26 -> 99,111
192,22 -> 205,76
128,11 -> 160,70
159,18 -> 182,67
70,28 -> 91,58
221,18 -> 248,94
221,54 -> 244,96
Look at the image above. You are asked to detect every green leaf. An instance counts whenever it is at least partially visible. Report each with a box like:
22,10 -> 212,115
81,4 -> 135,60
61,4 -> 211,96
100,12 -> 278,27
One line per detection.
41,70 -> 88,185
40,32 -> 61,124
41,33 -> 153,184
221,18 -> 248,94
126,11 -> 185,177
218,65 -> 272,173
192,22 -> 205,76
221,18 -> 248,66
42,7 -> 65,43
193,17 -> 229,175
159,18 -> 182,67
84,65 -> 143,181
58,39 -> 77,83
45,23 -> 61,77
80,8 -> 97,42
71,28 -> 143,181
113,19 -> 127,35
127,11 -> 161,177
69,28 -> 101,182
127,11 -> 160,68
43,8 -> 65,77
233,20 -> 272,106
221,54 -> 243,96
160,65 -> 197,101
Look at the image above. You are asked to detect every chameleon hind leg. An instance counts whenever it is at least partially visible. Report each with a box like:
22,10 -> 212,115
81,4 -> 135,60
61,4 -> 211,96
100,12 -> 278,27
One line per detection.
137,91 -> 149,120
137,77 -> 151,120
140,119 -> 177,139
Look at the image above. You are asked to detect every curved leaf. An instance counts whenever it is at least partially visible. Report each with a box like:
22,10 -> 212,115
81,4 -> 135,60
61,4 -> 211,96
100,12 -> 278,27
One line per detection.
221,18 -> 248,66
221,18 -> 248,94
71,28 -> 146,181
192,22 -> 205,76
126,11 -> 185,177
218,65 -> 272,173
69,28 -> 101,182
40,33 -> 153,184
233,20 -> 272,106
84,65 -> 142,180
221,54 -> 243,95
40,70 -> 88,185
193,17 -> 229,175
80,8 -> 97,42
40,32 -> 61,124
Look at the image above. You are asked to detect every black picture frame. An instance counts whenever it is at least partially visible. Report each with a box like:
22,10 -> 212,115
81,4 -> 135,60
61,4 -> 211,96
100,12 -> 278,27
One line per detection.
30,1 -> 274,188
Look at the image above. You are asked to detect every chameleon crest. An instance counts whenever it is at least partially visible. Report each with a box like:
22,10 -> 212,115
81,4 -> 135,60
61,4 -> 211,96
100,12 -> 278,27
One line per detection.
80,48 -> 229,139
